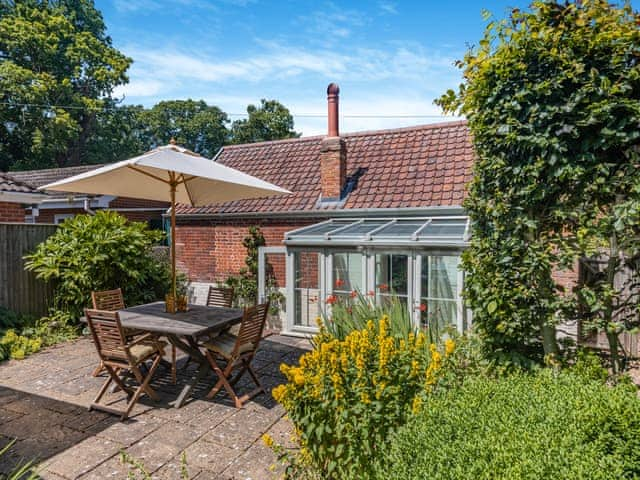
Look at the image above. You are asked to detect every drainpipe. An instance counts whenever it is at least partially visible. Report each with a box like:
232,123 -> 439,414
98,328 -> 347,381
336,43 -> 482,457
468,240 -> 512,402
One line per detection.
83,198 -> 95,215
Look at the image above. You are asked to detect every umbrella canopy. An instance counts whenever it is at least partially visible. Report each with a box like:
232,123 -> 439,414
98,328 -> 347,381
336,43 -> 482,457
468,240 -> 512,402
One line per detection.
40,143 -> 291,302
40,144 -> 291,204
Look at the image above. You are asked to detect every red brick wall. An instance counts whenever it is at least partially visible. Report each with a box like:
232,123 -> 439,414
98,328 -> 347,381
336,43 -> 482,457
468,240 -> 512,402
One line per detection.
35,205 -> 166,224
175,218 -> 319,282
0,202 -> 25,222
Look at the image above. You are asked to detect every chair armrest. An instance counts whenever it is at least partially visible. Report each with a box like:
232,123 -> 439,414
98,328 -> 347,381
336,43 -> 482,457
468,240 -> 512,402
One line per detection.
125,333 -> 155,347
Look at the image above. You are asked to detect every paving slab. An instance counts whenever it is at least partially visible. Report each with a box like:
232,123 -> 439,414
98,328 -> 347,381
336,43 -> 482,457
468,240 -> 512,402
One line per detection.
0,335 -> 309,480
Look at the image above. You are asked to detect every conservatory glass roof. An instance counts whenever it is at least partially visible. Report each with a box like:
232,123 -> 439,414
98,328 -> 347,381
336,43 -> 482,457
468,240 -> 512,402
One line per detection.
284,217 -> 471,247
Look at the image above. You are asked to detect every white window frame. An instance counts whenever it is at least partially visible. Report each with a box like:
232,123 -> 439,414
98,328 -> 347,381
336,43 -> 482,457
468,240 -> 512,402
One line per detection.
280,245 -> 467,335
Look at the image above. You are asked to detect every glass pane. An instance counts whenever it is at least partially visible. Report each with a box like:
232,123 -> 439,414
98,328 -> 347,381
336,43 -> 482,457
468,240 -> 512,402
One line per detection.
420,255 -> 460,331
293,221 -> 350,237
294,251 -> 321,327
419,219 -> 466,238
375,253 -> 409,306
332,252 -> 364,300
373,221 -> 424,237
332,221 -> 386,237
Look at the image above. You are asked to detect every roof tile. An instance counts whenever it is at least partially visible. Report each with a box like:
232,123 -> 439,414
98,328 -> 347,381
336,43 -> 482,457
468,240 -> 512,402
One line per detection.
176,120 -> 473,215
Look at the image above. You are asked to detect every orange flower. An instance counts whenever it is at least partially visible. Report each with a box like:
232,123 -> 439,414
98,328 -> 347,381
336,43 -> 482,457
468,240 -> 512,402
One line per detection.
378,283 -> 389,291
419,303 -> 427,312
350,290 -> 358,298
326,295 -> 338,305
335,279 -> 345,288
367,290 -> 375,297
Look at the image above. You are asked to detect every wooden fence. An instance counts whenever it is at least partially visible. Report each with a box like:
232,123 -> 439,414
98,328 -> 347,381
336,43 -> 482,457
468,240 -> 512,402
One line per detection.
0,223 -> 56,316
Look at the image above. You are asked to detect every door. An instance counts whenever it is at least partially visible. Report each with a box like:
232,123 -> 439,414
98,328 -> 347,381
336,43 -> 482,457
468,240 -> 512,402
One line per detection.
414,254 -> 462,335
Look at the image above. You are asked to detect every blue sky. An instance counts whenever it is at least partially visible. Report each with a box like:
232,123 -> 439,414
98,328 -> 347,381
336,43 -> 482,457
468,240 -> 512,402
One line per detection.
97,0 -> 625,136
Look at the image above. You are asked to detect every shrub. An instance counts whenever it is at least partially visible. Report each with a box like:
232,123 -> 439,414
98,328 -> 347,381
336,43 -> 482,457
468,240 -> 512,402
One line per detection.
24,211 -> 171,320
273,315 -> 455,479
322,291 -> 416,341
376,370 -> 640,480
0,310 -> 79,361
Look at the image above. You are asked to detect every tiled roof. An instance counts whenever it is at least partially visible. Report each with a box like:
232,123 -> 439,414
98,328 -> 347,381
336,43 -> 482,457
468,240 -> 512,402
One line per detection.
10,164 -> 105,189
0,172 -> 39,194
176,120 -> 473,215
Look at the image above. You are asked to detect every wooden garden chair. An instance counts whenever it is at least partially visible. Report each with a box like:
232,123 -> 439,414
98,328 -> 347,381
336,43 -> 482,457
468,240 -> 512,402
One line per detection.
201,302 -> 269,408
91,288 -> 145,376
206,286 -> 234,308
85,309 -> 166,421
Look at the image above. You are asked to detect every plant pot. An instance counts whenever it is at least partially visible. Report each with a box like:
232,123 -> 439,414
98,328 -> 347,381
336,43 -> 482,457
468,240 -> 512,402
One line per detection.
176,294 -> 188,312
165,294 -> 176,313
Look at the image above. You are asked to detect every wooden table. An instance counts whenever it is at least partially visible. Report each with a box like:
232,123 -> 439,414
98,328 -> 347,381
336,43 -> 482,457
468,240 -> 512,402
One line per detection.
100,302 -> 243,408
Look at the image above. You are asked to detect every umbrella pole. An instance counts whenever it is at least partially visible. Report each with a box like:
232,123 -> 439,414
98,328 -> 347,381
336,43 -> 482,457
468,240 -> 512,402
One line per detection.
171,183 -> 177,301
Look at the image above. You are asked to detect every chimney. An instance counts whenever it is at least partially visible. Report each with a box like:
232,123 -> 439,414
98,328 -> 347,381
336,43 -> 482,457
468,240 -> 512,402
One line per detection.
320,83 -> 347,201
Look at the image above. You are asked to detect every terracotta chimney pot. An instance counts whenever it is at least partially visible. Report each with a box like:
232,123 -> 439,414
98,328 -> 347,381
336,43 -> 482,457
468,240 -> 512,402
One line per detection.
320,83 -> 346,201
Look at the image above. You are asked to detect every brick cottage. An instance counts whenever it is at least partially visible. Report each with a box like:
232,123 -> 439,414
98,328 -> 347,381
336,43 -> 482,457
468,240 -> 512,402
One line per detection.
0,173 -> 44,222
175,84 -> 476,334
11,165 -> 169,225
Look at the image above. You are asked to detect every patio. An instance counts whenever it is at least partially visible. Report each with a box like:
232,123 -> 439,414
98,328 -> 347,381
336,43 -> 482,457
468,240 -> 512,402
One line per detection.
0,333 -> 309,479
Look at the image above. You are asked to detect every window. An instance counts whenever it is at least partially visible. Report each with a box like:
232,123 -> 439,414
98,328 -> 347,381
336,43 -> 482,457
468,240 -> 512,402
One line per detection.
53,213 -> 75,224
419,255 -> 460,333
293,251 -> 321,327
331,252 -> 364,300
375,253 -> 409,306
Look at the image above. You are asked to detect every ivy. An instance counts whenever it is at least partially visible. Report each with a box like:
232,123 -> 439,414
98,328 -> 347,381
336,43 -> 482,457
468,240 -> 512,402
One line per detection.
438,1 -> 640,369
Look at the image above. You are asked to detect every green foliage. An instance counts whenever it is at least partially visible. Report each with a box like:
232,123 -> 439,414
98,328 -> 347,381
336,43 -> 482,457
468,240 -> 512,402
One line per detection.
231,99 -> 300,144
120,450 -> 189,479
140,99 -> 229,158
0,306 -> 32,331
0,0 -> 131,170
0,307 -> 78,361
323,291 -> 417,342
24,211 -> 171,320
0,440 -> 38,479
273,314 -> 455,480
376,369 -> 640,480
85,103 -> 148,164
570,347 -> 609,383
437,1 -> 640,367
225,226 -> 265,307
0,330 -> 42,361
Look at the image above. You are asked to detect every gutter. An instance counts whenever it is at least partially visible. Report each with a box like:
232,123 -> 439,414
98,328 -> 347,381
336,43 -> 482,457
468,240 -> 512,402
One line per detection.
170,205 -> 466,220
0,191 -> 46,204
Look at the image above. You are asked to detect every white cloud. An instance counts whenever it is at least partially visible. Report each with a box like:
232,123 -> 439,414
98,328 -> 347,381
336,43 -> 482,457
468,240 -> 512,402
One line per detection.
121,41 -> 457,93
296,3 -> 369,40
378,1 -> 398,15
115,40 -> 463,136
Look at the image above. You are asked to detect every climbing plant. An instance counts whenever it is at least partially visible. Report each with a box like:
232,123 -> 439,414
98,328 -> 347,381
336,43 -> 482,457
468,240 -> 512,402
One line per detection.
438,1 -> 640,368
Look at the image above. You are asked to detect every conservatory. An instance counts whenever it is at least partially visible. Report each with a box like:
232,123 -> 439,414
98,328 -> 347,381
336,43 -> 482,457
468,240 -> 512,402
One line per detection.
259,216 -> 471,335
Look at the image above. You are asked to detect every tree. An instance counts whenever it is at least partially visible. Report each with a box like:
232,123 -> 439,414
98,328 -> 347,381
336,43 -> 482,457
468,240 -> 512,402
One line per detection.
85,103 -> 147,164
438,1 -> 640,368
0,0 -> 131,170
230,99 -> 299,144
140,99 -> 229,158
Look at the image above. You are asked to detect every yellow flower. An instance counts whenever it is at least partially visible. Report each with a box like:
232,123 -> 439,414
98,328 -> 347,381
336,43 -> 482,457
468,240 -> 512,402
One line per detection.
431,350 -> 442,365
294,373 -> 305,386
445,338 -> 455,356
261,433 -> 275,448
411,395 -> 422,414
272,384 -> 287,403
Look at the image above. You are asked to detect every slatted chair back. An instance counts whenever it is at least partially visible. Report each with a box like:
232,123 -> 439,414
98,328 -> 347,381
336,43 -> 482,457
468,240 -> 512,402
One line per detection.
235,302 -> 269,357
92,288 -> 125,311
85,309 -> 129,364
206,286 -> 234,308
